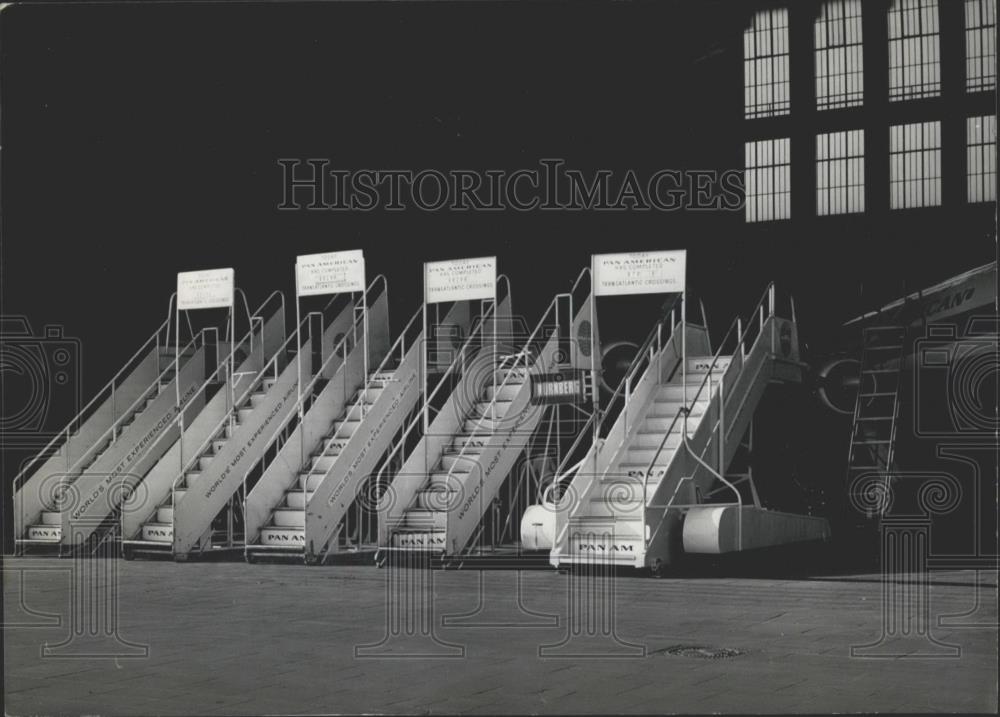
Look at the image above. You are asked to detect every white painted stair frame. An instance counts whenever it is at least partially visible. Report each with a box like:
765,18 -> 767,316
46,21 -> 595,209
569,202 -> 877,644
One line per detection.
548,319 -> 711,567
169,327 -> 306,556
119,299 -> 291,545
240,295 -> 376,551
431,290 -> 595,557
160,290 -> 364,555
644,285 -> 807,564
381,274 -> 594,556
13,300 -> 184,544
376,292 -> 513,553
17,335 -> 202,544
553,283 -> 810,568
46,333 -> 214,546
301,302 -> 451,561
240,283 -> 403,555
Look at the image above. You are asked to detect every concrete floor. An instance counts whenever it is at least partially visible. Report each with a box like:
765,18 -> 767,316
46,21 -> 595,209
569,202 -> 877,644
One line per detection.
2,558 -> 997,715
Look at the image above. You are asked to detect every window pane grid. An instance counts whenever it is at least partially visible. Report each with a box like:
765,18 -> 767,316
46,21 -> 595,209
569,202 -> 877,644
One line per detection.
817,130 -> 865,215
890,121 -> 942,208
965,0 -> 997,91
967,115 -> 997,203
888,0 -> 942,101
744,8 -> 791,119
745,137 -> 792,222
816,0 -> 865,110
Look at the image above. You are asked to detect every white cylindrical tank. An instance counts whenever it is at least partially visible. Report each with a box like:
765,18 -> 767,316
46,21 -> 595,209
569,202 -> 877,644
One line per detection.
520,503 -> 556,551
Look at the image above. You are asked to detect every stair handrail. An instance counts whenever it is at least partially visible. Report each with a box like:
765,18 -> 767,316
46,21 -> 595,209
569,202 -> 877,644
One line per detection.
306,276 -> 392,447
124,291 -> 282,492
548,293 -> 686,548
113,292 -> 285,538
169,308 -> 311,503
643,282 -> 785,552
170,273 -> 379,508
436,285 -> 580,544
12,295 -> 180,494
679,283 -> 776,435
237,278 -> 390,524
373,276 -> 514,520
54,328 -> 215,489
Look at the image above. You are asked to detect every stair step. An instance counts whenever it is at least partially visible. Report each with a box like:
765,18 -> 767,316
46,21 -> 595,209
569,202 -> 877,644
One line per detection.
141,523 -> 173,542
440,452 -> 482,472
647,401 -> 707,419
451,434 -> 490,452
26,525 -> 62,542
402,510 -> 447,530
237,408 -> 255,423
631,432 -> 683,450
354,386 -> 386,404
642,416 -> 699,433
428,469 -> 469,488
259,527 -> 305,546
390,529 -> 446,550
684,356 -> 733,375
40,511 -> 62,525
298,472 -> 327,492
623,446 -> 681,467
569,516 -> 645,539
415,488 -> 459,510
613,464 -> 668,481
272,509 -> 305,528
496,366 -> 529,383
333,419 -> 362,435
344,403 -> 375,421
656,384 -> 715,401
156,506 -> 174,523
310,455 -> 338,473
462,417 -> 502,433
469,400 -> 513,418
484,382 -> 523,401
284,489 -> 314,510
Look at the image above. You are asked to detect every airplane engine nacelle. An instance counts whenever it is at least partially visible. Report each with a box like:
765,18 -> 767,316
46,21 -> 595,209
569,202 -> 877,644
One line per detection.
815,356 -> 860,415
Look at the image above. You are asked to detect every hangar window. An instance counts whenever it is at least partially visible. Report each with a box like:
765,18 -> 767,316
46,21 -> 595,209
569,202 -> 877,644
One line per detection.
745,137 -> 791,222
967,115 -> 997,203
817,130 -> 865,215
888,0 -> 941,101
744,8 -> 791,119
815,0 -> 865,110
965,0 -> 997,92
890,121 -> 942,208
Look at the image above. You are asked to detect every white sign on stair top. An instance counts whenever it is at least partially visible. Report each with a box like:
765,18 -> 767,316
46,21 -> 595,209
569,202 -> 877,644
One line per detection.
296,249 -> 365,297
592,250 -> 686,297
424,256 -> 496,304
177,268 -> 234,310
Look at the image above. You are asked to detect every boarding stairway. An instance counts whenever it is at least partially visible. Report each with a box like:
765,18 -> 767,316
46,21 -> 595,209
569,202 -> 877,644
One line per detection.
11,294 -> 259,553
379,273 -> 594,559
244,279 -> 435,563
549,284 -> 830,570
845,325 -> 905,517
120,292 -> 362,559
